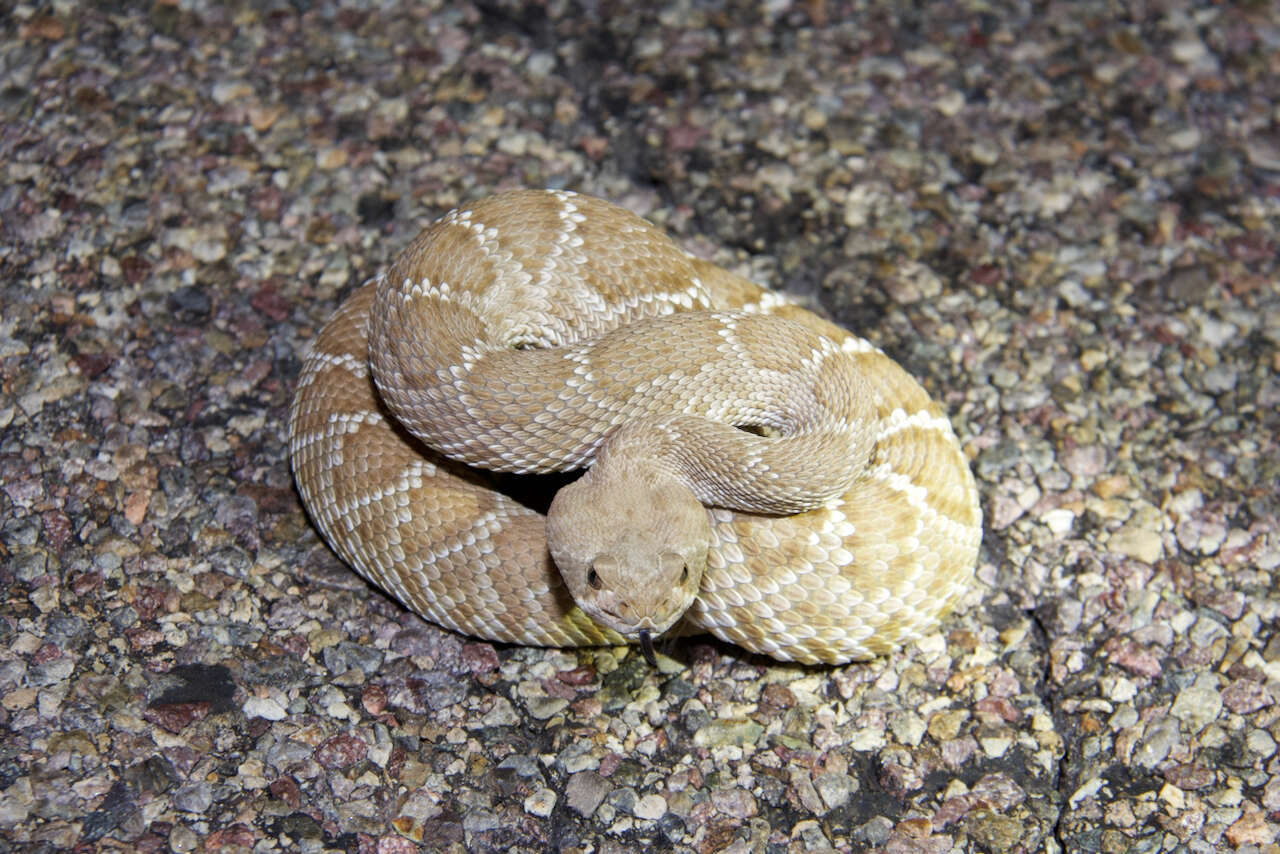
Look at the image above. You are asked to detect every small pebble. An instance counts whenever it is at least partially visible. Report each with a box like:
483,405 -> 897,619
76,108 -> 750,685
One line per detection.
524,787 -> 557,818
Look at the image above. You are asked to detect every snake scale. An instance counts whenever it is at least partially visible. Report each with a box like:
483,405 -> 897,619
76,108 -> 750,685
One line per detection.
289,190 -> 981,664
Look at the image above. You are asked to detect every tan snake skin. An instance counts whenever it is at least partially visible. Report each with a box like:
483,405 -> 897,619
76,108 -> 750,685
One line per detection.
289,190 -> 982,664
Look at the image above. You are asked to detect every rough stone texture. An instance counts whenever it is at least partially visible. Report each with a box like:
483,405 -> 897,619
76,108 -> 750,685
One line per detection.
1,1 -> 1277,852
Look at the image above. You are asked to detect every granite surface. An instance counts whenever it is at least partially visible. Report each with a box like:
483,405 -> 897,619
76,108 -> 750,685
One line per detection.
1,1 -> 1278,852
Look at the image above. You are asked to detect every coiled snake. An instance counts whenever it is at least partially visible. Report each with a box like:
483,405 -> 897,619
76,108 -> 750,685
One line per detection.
289,190 -> 981,664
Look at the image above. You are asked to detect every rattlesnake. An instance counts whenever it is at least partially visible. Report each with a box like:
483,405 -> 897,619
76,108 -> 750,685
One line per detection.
289,190 -> 981,664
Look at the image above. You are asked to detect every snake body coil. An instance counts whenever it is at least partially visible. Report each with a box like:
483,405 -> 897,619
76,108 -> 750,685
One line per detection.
289,190 -> 981,664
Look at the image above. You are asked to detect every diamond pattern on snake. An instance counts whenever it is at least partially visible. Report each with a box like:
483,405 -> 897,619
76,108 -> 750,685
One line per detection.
289,189 -> 982,665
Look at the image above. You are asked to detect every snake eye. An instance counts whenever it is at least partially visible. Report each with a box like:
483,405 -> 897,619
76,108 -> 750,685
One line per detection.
587,555 -> 617,591
680,564 -> 689,585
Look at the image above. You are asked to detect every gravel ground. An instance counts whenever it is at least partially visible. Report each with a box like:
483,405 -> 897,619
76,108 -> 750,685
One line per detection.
1,1 -> 1278,852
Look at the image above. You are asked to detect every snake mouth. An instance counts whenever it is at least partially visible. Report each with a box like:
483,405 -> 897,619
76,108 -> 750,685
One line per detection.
588,607 -> 669,665
592,601 -> 684,641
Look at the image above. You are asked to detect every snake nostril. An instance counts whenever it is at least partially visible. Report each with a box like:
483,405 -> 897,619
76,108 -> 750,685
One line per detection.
601,602 -> 631,622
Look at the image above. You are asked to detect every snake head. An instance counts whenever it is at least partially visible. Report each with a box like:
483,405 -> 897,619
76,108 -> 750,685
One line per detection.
547,457 -> 710,643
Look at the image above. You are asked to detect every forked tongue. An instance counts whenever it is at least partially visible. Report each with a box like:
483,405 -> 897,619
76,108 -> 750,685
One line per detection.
639,630 -> 658,666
